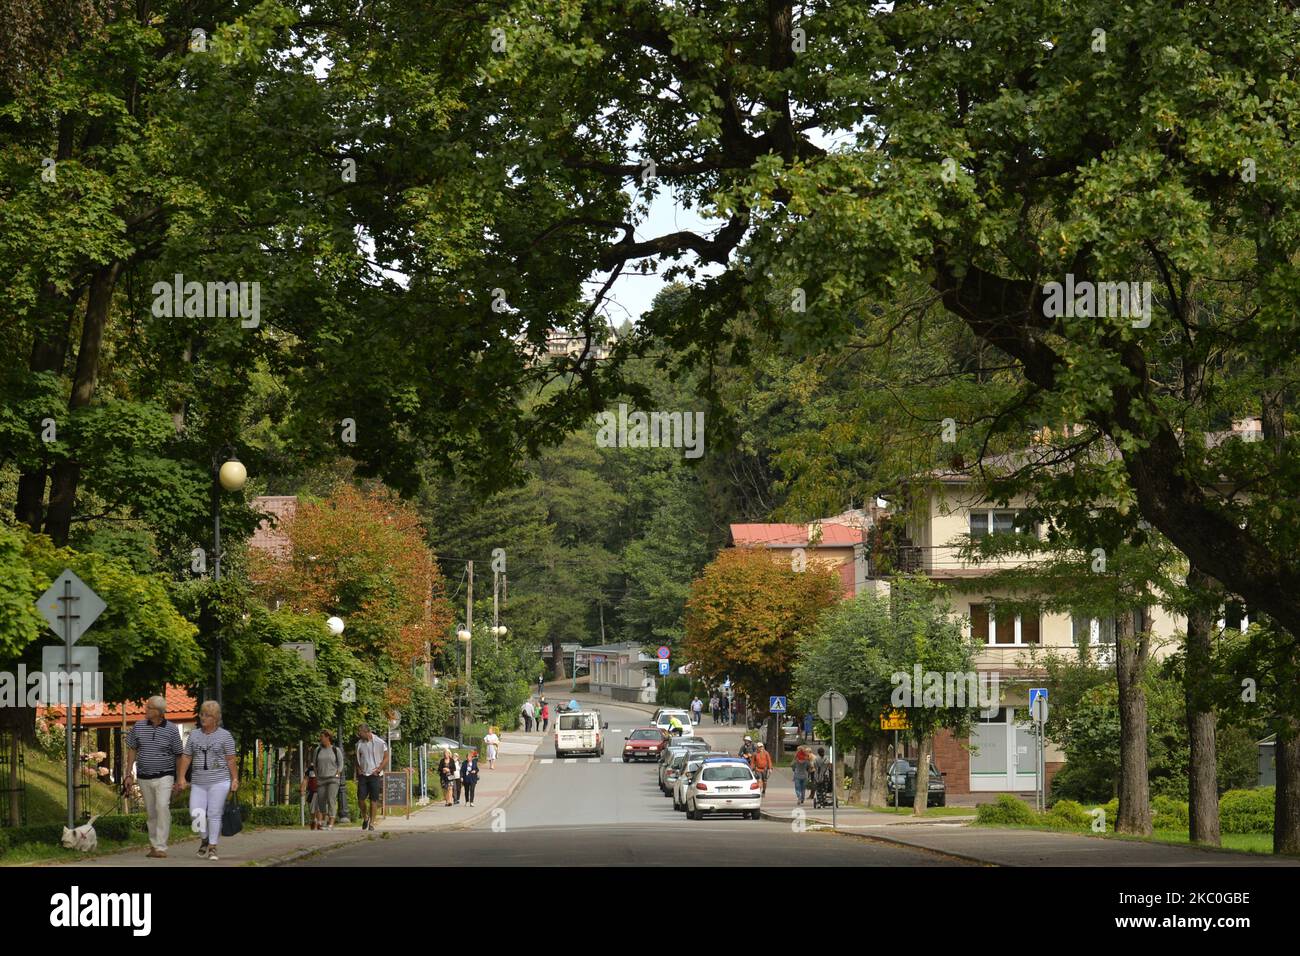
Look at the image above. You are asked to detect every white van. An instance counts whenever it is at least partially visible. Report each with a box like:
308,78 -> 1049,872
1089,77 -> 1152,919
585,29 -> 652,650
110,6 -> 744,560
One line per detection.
555,711 -> 604,757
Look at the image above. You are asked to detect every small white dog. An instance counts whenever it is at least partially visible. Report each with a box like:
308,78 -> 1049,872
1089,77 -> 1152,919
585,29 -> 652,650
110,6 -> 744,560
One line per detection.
61,814 -> 100,852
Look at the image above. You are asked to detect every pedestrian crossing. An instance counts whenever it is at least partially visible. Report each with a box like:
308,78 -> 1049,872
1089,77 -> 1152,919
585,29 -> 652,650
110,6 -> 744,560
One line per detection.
538,757 -> 652,764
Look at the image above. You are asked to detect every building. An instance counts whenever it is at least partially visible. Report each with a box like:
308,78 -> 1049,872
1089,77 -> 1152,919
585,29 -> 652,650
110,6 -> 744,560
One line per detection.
729,505 -> 885,599
583,643 -> 659,703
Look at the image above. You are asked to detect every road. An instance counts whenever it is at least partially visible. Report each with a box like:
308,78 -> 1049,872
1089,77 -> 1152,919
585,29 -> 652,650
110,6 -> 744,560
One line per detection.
291,700 -> 965,866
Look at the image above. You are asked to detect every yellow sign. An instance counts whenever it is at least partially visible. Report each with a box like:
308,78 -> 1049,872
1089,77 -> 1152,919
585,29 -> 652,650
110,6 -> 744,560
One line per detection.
880,709 -> 910,731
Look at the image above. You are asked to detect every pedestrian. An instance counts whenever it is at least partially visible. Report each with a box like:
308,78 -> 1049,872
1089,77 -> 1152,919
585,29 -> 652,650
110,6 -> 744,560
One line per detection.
355,723 -> 389,830
451,750 -> 463,804
792,745 -> 812,805
312,730 -> 344,830
668,714 -> 684,736
751,742 -> 773,795
719,695 -> 730,724
461,749 -> 480,806
540,699 -> 550,733
124,694 -> 183,859
690,695 -> 703,725
739,734 -> 756,761
174,700 -> 238,862
438,748 -> 456,806
709,693 -> 720,724
303,766 -> 319,827
521,698 -> 535,733
483,726 -> 501,770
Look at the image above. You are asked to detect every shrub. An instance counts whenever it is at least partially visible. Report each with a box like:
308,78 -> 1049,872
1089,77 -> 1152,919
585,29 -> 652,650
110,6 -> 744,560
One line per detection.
1219,787 -> 1273,834
0,829 -> 10,856
4,823 -> 65,847
93,814 -> 146,841
1100,797 -> 1119,830
1151,795 -> 1189,831
1044,799 -> 1090,830
976,794 -> 1038,825
1048,761 -> 1114,804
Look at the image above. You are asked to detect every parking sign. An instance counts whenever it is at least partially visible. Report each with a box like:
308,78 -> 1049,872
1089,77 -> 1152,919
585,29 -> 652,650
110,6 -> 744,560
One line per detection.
658,660 -> 670,675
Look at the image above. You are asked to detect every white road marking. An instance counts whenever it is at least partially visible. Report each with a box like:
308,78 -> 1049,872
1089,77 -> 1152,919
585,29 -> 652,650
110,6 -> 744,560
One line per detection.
539,759 -> 553,764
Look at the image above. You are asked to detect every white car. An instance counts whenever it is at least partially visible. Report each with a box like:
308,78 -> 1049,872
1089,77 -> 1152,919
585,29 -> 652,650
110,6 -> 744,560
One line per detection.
685,759 -> 763,820
554,711 -> 604,757
653,709 -> 695,738
673,752 -> 731,811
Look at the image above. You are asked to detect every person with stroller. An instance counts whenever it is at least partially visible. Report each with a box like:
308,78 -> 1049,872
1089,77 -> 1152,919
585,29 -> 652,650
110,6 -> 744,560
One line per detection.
812,746 -> 833,808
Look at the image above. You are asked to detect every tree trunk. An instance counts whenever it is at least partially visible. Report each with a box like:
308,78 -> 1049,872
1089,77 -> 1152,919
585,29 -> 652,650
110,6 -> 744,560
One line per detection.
849,742 -> 866,803
1276,719 -> 1300,856
912,733 -> 931,816
1184,566 -> 1221,845
43,262 -> 119,546
866,736 -> 890,806
1115,609 -> 1152,835
764,708 -> 780,756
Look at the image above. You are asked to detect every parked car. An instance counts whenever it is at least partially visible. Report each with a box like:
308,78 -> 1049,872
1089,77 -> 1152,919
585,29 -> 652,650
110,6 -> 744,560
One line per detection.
685,758 -> 763,820
554,711 -> 604,758
622,727 -> 668,763
429,736 -> 464,752
673,752 -> 733,810
886,758 -> 946,807
657,738 -> 710,791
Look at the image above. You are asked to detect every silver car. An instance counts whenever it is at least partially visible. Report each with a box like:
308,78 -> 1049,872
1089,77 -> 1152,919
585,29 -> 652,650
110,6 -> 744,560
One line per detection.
673,752 -> 731,811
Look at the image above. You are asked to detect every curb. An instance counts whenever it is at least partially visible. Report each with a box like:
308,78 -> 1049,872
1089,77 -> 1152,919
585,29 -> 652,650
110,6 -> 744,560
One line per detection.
759,809 -> 998,866
267,754 -> 542,865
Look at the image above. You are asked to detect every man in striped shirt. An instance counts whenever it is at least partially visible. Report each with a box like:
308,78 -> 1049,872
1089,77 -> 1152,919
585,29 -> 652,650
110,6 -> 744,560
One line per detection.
124,695 -> 183,858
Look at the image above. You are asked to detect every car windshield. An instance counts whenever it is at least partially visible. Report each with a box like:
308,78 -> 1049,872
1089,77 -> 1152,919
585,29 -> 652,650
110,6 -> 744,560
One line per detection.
702,766 -> 753,782
629,729 -> 660,740
559,714 -> 594,731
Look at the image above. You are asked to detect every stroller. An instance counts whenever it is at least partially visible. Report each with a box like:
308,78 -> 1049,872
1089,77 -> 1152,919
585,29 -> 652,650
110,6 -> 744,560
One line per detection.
811,765 -> 834,809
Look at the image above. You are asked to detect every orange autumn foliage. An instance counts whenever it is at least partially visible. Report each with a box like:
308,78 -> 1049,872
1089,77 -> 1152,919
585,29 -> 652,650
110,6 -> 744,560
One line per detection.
251,484 -> 453,705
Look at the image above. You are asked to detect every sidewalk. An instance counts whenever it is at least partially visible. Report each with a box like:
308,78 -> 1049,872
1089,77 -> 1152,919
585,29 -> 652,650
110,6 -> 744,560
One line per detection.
757,767 -> 1298,866
35,734 -> 542,868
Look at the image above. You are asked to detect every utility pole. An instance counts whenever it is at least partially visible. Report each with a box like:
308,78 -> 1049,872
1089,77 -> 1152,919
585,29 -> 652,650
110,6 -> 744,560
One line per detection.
493,565 -> 499,647
465,560 -> 473,720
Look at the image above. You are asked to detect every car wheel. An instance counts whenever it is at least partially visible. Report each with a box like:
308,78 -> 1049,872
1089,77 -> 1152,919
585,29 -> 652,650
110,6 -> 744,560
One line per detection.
623,757 -> 629,763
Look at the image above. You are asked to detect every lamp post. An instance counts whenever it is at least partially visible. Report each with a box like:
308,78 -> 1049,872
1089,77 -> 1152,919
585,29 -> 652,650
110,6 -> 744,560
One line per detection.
212,449 -> 247,707
458,626 -> 472,727
326,614 -> 350,823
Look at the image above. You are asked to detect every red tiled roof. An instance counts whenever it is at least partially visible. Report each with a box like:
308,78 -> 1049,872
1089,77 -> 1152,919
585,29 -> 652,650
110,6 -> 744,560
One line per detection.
729,523 -> 861,548
40,684 -> 198,728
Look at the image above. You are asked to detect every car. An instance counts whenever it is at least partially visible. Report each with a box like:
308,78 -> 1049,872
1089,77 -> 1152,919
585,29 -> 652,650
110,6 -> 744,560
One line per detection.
554,710 -> 604,758
685,759 -> 763,820
657,738 -> 710,791
673,752 -> 733,810
653,709 -> 695,738
886,758 -> 947,807
429,736 -> 464,752
622,727 -> 668,762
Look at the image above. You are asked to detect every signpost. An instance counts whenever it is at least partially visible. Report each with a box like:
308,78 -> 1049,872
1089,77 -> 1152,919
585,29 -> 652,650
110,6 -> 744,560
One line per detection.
880,709 -> 911,807
769,696 -> 787,713
1030,689 -> 1049,810
36,569 -> 106,828
817,691 -> 848,829
657,660 -> 670,676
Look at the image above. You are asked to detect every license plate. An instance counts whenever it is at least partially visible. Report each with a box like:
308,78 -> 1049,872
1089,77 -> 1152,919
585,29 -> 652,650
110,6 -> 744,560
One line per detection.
719,786 -> 738,792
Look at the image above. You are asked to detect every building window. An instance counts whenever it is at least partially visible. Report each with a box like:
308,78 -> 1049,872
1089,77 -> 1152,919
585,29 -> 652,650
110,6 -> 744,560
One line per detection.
1072,615 -> 1117,645
970,604 -> 1040,645
969,510 -> 1038,538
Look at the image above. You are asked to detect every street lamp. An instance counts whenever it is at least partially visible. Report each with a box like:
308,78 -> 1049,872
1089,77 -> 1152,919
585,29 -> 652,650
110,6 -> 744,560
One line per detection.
328,614 -> 351,823
212,448 -> 247,707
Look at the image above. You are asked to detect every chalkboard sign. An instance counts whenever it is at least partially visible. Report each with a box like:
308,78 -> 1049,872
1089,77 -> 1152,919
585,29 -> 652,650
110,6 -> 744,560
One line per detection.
382,770 -> 411,818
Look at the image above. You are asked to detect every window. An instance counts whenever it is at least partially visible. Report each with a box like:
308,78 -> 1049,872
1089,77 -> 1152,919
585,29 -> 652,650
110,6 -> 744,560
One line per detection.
969,510 -> 1038,538
1072,616 -> 1117,645
629,729 -> 660,740
702,766 -> 753,782
559,715 -> 593,731
970,604 -> 1040,645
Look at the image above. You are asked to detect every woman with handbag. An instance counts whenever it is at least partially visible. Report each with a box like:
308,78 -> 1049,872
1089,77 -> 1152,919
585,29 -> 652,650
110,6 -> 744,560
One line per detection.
438,748 -> 456,806
175,700 -> 238,861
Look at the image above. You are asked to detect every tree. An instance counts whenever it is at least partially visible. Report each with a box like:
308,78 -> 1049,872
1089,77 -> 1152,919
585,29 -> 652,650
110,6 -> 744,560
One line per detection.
683,547 -> 841,753
795,580 -> 981,809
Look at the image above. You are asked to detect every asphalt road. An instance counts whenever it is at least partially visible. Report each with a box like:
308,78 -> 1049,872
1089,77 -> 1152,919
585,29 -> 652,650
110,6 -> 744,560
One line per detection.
291,700 -> 964,866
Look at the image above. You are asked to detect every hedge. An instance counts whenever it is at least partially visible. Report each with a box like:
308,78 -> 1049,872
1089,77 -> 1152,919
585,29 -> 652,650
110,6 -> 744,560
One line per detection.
1044,799 -> 1090,830
1152,795 -> 1189,831
1219,787 -> 1273,834
975,794 -> 1038,825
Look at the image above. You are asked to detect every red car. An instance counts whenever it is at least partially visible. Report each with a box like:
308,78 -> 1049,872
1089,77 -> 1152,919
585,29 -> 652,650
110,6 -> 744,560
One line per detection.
622,727 -> 668,762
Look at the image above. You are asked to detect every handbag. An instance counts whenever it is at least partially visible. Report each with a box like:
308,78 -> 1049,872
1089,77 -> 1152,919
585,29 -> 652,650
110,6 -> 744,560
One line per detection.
221,796 -> 243,837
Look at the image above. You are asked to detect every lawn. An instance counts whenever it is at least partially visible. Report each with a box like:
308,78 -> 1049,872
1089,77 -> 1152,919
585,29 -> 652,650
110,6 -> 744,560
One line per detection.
863,805 -> 978,817
974,821 -> 1276,855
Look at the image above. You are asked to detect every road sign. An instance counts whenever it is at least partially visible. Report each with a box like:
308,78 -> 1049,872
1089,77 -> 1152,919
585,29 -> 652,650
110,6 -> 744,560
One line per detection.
36,570 -> 105,645
769,696 -> 787,713
656,646 -> 670,660
817,690 -> 848,722
1029,687 -> 1048,707
880,709 -> 910,731
40,646 -> 100,706
593,655 -> 605,664
658,660 -> 670,675
1031,696 -> 1048,724
281,642 -> 317,664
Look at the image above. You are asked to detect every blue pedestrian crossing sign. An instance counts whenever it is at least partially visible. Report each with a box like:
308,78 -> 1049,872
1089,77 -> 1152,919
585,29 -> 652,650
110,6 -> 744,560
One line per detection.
658,660 -> 670,675
769,696 -> 787,713
1029,687 -> 1048,707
